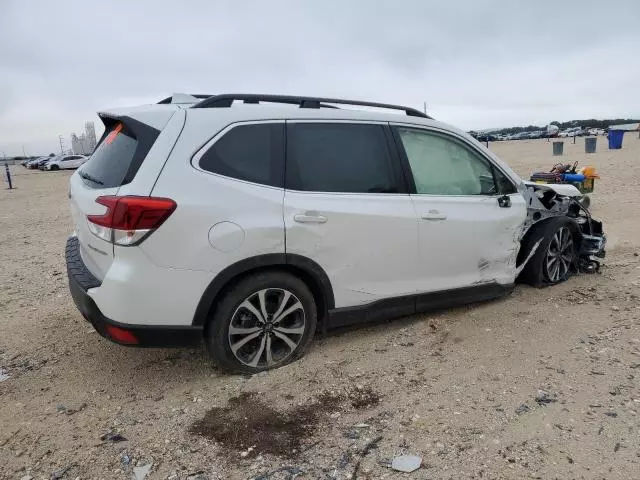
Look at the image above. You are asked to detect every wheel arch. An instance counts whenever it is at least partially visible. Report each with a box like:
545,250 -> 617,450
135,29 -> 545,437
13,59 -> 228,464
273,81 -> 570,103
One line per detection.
192,254 -> 334,327
517,216 -> 582,267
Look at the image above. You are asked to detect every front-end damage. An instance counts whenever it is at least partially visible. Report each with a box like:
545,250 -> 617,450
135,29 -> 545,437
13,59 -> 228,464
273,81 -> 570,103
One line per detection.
517,181 -> 606,274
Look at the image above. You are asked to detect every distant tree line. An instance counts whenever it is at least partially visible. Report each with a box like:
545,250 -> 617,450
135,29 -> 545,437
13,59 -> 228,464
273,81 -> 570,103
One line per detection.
476,118 -> 640,136
549,118 -> 640,130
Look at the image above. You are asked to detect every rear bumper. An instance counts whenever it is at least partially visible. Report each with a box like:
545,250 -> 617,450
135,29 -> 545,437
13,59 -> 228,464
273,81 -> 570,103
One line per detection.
65,236 -> 202,347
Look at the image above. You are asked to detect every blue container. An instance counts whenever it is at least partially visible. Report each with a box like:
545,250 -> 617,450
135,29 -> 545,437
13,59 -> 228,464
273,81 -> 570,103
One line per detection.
562,173 -> 586,182
608,130 -> 624,149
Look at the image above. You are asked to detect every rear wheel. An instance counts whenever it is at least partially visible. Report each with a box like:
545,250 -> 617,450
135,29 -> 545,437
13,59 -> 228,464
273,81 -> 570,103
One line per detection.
205,271 -> 317,373
50,165 -> 59,171
519,217 -> 578,287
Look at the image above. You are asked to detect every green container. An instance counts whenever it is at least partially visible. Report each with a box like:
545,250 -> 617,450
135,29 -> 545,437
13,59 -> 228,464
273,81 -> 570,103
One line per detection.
571,178 -> 595,194
585,137 -> 597,153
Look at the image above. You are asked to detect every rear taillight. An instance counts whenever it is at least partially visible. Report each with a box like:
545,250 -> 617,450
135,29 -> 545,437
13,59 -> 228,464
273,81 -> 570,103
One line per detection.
87,196 -> 176,246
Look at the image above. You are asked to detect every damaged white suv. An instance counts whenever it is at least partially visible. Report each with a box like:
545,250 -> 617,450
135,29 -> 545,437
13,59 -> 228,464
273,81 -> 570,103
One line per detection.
66,93 -> 606,373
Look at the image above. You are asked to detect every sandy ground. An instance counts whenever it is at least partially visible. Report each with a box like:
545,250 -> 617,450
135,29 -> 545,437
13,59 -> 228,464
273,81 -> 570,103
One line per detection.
1,135 -> 640,480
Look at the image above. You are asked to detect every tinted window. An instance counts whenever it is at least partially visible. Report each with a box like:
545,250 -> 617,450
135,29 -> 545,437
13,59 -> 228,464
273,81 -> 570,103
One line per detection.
80,122 -> 141,188
199,123 -> 284,187
286,123 -> 398,193
397,128 -> 496,195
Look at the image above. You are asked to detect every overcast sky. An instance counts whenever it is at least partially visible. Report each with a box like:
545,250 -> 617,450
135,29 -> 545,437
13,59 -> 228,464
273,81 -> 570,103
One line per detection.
1,0 -> 639,156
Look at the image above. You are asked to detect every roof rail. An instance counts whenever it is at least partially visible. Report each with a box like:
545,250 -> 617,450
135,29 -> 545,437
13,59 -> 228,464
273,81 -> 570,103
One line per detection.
191,94 -> 431,118
157,94 -> 214,104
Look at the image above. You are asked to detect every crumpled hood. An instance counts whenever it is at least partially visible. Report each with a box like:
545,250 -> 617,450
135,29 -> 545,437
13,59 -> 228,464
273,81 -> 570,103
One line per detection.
523,180 -> 582,197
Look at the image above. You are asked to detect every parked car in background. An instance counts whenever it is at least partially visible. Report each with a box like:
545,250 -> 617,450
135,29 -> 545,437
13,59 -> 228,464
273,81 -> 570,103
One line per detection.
546,125 -> 560,138
66,93 -> 606,373
558,128 -> 579,138
35,157 -> 54,169
527,131 -> 545,139
45,154 -> 88,170
476,133 -> 497,142
27,157 -> 47,168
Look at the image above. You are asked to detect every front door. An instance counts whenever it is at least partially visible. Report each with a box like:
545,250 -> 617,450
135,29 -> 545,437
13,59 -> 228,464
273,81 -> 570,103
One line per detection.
392,125 -> 527,291
283,121 -> 419,309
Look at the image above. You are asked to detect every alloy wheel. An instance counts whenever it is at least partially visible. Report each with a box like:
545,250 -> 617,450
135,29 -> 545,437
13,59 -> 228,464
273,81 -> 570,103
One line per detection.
545,227 -> 574,282
228,288 -> 306,368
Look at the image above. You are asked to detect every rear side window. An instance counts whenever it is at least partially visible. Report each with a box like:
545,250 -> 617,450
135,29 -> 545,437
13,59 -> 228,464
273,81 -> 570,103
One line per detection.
199,123 -> 284,188
80,120 -> 159,189
286,123 -> 399,193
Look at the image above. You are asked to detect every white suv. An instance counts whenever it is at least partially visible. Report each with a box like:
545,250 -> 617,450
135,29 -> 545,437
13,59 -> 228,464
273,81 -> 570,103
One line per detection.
46,154 -> 88,170
66,94 -> 605,373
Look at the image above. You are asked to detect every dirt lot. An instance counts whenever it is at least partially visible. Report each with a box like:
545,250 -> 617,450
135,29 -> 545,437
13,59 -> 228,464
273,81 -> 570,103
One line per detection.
2,136 -> 640,480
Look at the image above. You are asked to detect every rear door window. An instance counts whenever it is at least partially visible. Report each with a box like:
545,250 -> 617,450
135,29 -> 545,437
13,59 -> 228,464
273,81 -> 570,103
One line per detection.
198,123 -> 284,187
79,120 -> 158,189
285,123 -> 400,193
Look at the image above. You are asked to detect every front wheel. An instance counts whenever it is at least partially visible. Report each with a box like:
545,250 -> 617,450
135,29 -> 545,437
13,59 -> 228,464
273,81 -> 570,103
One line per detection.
519,217 -> 578,287
205,271 -> 317,373
50,165 -> 59,171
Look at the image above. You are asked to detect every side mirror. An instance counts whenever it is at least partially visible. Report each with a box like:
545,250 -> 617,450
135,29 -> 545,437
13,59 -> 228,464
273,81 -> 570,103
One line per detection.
497,195 -> 511,208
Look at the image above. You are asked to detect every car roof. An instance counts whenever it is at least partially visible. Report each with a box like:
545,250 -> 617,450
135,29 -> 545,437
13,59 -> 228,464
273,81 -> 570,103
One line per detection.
98,93 -> 474,138
97,94 -> 523,185
99,101 -> 470,138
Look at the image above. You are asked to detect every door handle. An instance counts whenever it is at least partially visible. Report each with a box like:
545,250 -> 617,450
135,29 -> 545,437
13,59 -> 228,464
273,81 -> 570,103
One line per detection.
421,211 -> 447,221
294,213 -> 328,224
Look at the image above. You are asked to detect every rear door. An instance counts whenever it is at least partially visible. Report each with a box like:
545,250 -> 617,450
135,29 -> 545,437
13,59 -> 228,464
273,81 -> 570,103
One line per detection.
145,120 -> 286,273
283,121 -> 419,308
392,125 -> 527,290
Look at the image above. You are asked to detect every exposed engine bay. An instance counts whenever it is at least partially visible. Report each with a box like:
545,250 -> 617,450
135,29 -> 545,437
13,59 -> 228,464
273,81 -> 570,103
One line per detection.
519,181 -> 606,273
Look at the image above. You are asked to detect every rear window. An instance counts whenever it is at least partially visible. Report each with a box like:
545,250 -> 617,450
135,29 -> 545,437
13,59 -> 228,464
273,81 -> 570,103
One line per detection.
199,123 -> 284,187
79,120 -> 158,188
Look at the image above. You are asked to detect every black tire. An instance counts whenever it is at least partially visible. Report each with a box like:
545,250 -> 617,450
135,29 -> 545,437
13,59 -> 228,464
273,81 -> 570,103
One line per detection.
50,165 -> 59,171
518,217 -> 579,287
205,271 -> 317,373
